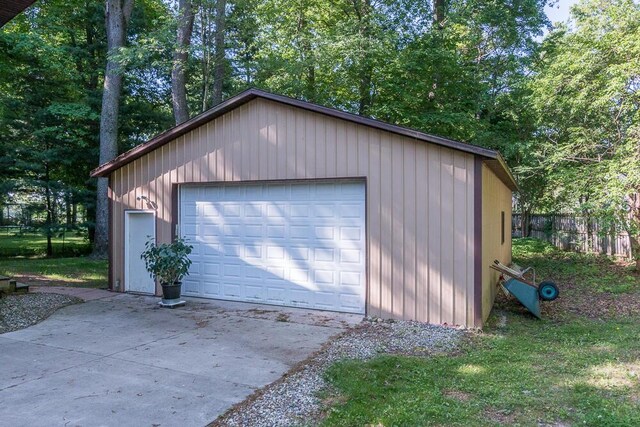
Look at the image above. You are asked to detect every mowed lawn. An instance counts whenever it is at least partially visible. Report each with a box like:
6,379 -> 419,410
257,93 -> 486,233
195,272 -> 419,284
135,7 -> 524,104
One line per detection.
0,257 -> 108,288
320,239 -> 640,426
0,232 -> 106,288
0,230 -> 91,258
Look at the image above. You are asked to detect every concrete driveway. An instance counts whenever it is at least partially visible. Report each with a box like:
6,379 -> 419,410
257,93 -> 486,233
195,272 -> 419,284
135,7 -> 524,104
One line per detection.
0,292 -> 359,426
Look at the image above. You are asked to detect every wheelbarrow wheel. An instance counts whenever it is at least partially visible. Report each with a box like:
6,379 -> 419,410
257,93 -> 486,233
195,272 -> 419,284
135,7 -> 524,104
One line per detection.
538,281 -> 559,301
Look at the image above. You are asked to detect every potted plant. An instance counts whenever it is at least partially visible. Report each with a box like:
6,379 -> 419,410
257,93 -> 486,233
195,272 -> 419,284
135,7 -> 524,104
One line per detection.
140,238 -> 193,300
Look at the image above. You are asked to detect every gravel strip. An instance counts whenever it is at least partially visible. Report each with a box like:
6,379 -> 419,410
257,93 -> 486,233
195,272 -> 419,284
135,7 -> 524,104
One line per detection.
213,318 -> 465,427
0,292 -> 82,334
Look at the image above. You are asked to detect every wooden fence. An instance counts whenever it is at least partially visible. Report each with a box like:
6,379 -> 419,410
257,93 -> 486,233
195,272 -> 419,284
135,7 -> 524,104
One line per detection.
512,213 -> 632,259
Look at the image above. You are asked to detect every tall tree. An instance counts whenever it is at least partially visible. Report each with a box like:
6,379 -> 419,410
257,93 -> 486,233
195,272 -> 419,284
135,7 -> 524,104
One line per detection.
527,0 -> 640,268
212,0 -> 227,104
171,0 -> 195,124
94,0 -> 134,257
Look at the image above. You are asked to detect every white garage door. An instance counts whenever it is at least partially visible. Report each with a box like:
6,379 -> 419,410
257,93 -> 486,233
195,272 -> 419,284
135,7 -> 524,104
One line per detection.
179,181 -> 366,314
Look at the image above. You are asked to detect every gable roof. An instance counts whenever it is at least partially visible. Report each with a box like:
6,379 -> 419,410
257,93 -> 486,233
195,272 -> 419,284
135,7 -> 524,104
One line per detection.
90,88 -> 517,190
0,0 -> 36,27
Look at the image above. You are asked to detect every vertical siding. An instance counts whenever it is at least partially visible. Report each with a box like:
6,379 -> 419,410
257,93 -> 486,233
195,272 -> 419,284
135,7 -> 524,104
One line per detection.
481,164 -> 513,322
110,99 -> 478,326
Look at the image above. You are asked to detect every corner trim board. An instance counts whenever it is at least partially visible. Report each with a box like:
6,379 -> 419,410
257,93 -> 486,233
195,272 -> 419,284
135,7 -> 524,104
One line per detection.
473,157 -> 483,327
108,176 -> 113,291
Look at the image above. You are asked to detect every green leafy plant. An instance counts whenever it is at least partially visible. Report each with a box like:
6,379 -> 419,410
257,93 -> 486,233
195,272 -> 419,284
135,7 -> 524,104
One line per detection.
140,238 -> 193,286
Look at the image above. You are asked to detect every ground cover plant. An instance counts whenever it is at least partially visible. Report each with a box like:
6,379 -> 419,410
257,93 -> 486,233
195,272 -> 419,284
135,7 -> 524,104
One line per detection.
320,239 -> 640,426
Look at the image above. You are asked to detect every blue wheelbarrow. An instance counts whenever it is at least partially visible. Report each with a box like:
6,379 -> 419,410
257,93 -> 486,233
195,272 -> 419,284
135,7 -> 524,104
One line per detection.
490,260 -> 559,319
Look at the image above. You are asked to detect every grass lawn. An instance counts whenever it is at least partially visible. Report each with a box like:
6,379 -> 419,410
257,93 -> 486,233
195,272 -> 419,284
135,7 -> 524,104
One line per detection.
0,230 -> 91,258
0,257 -> 108,288
321,239 -> 640,426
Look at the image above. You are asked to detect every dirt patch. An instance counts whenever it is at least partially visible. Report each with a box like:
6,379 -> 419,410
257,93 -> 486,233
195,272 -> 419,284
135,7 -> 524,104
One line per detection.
442,389 -> 473,402
248,308 -> 278,315
195,319 -> 210,328
276,313 -> 290,322
484,407 -> 517,425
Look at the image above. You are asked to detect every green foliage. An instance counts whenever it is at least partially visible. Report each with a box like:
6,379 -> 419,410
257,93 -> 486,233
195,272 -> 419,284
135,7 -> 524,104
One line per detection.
140,238 -> 193,285
525,0 -> 640,261
3,0 -> 638,267
0,0 -> 173,248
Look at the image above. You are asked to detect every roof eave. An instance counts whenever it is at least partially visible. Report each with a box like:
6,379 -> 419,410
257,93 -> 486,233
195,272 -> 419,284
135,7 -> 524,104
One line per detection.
90,89 -> 261,177
90,89 -> 515,192
0,0 -> 37,27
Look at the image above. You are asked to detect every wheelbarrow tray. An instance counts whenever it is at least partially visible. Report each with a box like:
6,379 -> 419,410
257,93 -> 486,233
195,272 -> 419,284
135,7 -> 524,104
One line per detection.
503,278 -> 541,319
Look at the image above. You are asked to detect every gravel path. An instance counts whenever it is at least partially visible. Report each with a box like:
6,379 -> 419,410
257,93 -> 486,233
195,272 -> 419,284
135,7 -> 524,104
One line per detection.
0,292 -> 82,334
213,318 -> 465,427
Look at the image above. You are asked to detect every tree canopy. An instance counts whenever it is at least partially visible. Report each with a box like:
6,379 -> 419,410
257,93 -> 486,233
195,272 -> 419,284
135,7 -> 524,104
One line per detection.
0,0 -> 639,264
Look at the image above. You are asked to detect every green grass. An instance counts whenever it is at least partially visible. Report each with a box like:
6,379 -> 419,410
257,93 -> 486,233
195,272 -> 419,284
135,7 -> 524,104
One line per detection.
321,239 -> 640,426
0,231 -> 92,258
0,257 -> 108,288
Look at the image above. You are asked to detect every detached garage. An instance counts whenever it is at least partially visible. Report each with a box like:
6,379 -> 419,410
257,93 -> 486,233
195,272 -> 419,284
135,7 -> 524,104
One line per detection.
91,89 -> 516,327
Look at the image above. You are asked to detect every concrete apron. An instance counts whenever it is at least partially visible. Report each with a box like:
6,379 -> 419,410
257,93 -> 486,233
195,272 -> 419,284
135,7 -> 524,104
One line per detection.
30,285 -> 115,301
0,293 -> 361,427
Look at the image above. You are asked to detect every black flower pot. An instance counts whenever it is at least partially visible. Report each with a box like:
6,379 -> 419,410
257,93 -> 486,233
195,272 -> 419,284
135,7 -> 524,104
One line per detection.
161,282 -> 182,300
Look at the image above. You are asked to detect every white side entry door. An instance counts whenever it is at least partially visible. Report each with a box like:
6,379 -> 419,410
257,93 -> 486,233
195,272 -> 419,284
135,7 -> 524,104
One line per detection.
124,211 -> 156,294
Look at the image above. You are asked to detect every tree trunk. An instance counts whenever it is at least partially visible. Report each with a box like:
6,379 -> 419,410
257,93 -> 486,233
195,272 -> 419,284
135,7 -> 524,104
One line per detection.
355,0 -> 372,116
433,0 -> 445,25
171,0 -> 195,125
522,209 -> 531,237
297,12 -> 315,100
45,165 -> 53,257
212,0 -> 227,105
72,199 -> 77,227
629,192 -> 640,270
65,191 -> 72,229
93,0 -> 134,258
630,234 -> 640,270
200,2 -> 211,111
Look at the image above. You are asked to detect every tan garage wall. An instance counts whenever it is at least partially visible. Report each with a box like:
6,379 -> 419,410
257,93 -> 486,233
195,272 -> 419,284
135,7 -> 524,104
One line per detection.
480,163 -> 513,322
109,97 -> 478,326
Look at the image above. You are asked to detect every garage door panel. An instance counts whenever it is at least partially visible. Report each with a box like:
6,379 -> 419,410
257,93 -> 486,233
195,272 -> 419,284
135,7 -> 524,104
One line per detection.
339,294 -> 362,311
201,281 -> 220,296
244,203 -> 263,217
340,272 -> 363,288
223,244 -> 242,257
202,204 -> 221,217
338,204 -> 362,218
289,289 -> 312,307
266,287 -> 286,303
340,249 -> 362,264
340,226 -> 362,241
314,270 -> 335,284
290,204 -> 310,218
313,247 -> 336,262
289,246 -> 310,261
180,181 -> 366,314
266,225 -> 286,239
203,262 -> 220,276
182,202 -> 198,217
245,267 -> 263,279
